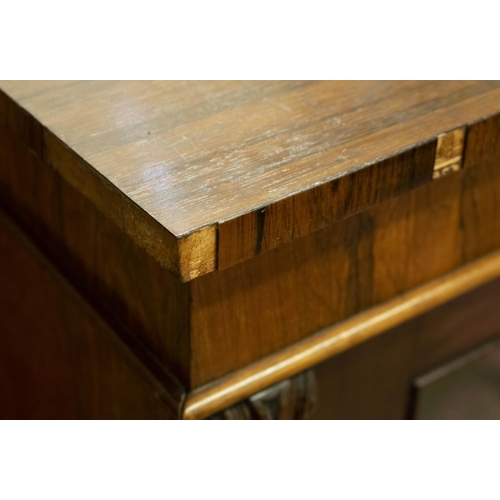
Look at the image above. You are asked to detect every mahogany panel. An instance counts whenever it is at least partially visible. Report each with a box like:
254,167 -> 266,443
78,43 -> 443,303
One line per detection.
412,278 -> 500,375
190,157 -> 500,387
463,112 -> 500,170
312,325 -> 416,419
0,210 -> 183,419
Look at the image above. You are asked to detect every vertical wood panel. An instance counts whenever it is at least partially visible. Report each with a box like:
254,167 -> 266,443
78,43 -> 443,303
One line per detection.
0,127 -> 191,385
463,113 -> 500,169
0,211 -> 182,419
312,326 -> 417,419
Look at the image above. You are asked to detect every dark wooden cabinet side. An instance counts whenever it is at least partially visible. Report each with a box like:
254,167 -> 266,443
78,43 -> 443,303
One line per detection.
0,126 -> 191,387
0,210 -> 183,419
2,198 -> 500,419
310,277 -> 500,419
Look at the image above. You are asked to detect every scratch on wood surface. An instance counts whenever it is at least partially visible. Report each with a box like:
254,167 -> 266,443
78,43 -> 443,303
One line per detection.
183,135 -> 199,150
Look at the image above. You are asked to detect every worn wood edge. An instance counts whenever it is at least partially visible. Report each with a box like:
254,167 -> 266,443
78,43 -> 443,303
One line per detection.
3,87 -> 500,281
0,89 -> 217,282
217,111 -> 500,271
0,207 -> 187,419
216,140 -> 436,270
179,225 -> 217,281
183,249 -> 500,419
432,127 -> 466,179
48,132 -> 217,282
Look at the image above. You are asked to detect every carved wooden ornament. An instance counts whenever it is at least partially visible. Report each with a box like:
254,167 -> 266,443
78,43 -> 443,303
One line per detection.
208,371 -> 316,420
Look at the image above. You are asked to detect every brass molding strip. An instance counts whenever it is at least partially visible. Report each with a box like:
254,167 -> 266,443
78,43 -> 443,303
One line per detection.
183,249 -> 500,419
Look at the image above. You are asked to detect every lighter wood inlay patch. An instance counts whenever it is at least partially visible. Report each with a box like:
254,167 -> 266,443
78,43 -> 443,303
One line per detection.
433,127 -> 466,179
178,225 -> 217,281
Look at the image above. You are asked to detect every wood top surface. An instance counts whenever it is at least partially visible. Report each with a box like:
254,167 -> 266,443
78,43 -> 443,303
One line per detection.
2,80 -> 500,280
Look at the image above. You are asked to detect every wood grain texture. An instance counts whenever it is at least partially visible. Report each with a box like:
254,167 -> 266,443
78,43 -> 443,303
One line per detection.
3,81 -> 500,403
0,210 -> 184,419
2,81 -> 500,278
312,278 -> 500,419
0,126 -> 191,386
189,149 -> 500,389
463,112 -> 500,170
184,249 -> 500,419
218,140 -> 436,268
